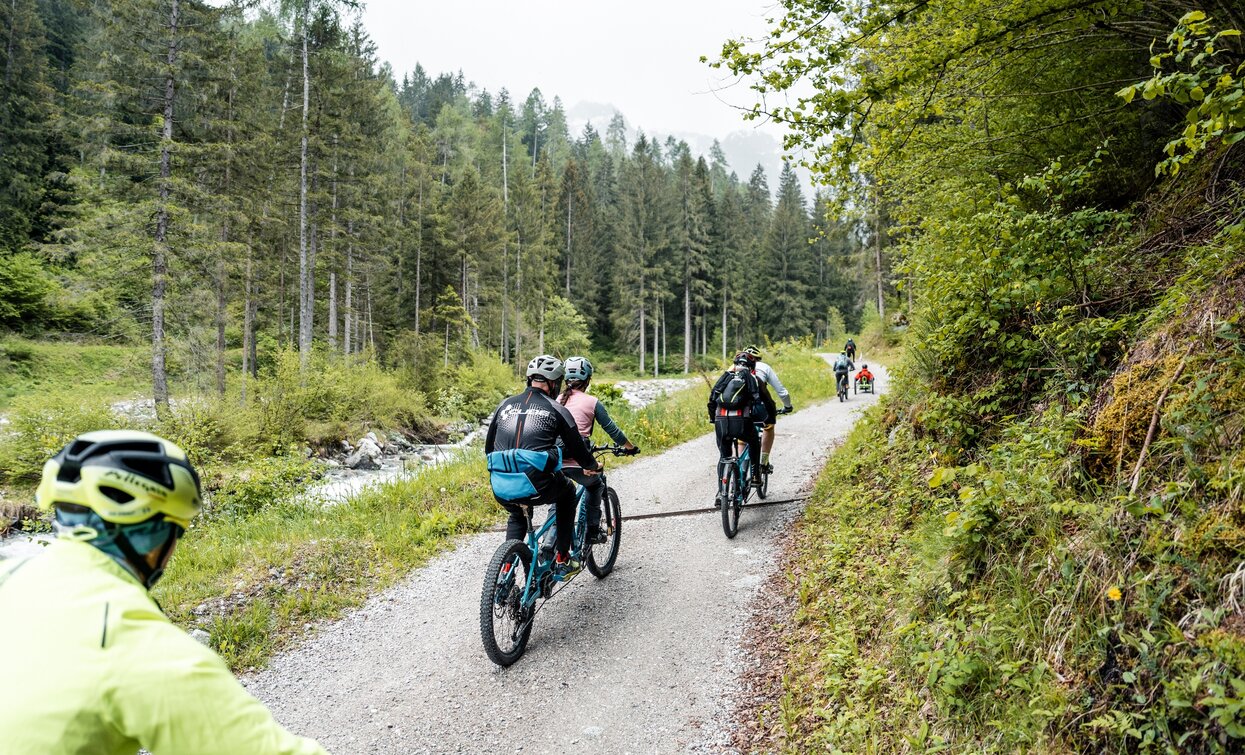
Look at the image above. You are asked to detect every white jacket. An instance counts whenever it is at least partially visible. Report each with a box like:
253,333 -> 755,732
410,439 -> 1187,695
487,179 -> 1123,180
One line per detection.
754,361 -> 792,407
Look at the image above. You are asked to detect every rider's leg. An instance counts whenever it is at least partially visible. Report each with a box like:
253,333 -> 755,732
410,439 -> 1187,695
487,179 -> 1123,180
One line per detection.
759,391 -> 777,464
565,466 -> 605,540
745,423 -> 763,487
551,477 -> 578,559
761,424 -> 775,456
501,503 -> 529,541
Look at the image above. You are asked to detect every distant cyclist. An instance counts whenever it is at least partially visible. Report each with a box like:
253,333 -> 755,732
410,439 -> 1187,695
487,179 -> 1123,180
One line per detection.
832,351 -> 855,396
708,352 -> 766,498
855,363 -> 875,389
485,354 -> 601,578
0,430 -> 327,755
558,355 -> 638,543
844,338 -> 857,361
742,345 -> 792,475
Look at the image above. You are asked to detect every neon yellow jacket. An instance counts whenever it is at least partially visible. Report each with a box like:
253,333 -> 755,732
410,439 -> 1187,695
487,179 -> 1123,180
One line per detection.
0,539 -> 328,755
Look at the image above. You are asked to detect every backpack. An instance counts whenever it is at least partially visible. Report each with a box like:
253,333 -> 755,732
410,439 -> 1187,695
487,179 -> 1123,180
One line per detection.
718,371 -> 750,410
834,356 -> 850,371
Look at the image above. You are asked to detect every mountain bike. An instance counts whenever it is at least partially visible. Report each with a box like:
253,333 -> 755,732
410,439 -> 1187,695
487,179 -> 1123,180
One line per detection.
717,422 -> 765,539
479,444 -> 631,667
836,371 -> 850,402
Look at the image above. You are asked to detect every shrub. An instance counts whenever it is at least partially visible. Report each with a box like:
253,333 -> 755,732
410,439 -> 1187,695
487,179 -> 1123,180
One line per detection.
0,392 -> 126,485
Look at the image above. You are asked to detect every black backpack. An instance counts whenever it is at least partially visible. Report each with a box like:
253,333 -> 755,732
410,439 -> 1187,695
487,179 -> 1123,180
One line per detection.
718,372 -> 750,409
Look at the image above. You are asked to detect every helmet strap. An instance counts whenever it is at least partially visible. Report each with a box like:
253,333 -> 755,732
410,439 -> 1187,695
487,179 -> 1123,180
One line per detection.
111,522 -> 180,589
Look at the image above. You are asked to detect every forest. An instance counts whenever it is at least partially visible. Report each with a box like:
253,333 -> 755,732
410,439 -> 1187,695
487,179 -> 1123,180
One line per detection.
0,0 -> 869,420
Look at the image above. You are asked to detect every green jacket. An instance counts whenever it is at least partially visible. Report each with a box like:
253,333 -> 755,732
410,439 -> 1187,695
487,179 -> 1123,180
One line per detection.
0,539 -> 328,755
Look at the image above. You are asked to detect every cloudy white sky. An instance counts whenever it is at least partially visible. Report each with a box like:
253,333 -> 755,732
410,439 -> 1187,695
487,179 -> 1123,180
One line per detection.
360,0 -> 809,189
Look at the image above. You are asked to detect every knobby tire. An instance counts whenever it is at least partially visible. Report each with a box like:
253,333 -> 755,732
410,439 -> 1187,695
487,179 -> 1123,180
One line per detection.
722,467 -> 741,538
587,487 -> 621,578
479,540 -> 534,667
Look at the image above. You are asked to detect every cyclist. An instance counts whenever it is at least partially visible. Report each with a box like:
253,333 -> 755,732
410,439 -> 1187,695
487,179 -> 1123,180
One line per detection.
558,356 -> 638,544
743,345 -> 792,475
855,363 -> 875,390
844,338 -> 857,361
0,430 -> 327,755
485,354 -> 601,578
832,351 -> 855,396
708,352 -> 765,499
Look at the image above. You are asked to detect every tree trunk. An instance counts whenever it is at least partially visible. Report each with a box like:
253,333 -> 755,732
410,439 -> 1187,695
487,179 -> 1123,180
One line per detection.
4,0 -> 18,87
151,0 -> 179,418
565,189 -> 572,296
683,280 -> 691,373
652,296 -> 660,377
638,279 -> 646,374
344,234 -> 353,355
414,180 -> 423,335
242,248 -> 256,381
328,272 -> 337,351
874,190 -> 885,321
215,253 -> 226,398
721,288 -> 727,361
297,16 -> 312,368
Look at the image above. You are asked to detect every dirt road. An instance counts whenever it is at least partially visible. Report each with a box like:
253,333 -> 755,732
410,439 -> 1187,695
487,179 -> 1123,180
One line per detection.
246,359 -> 886,754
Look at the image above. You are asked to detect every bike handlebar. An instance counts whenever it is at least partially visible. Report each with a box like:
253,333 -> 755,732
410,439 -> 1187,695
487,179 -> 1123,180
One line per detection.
591,444 -> 639,457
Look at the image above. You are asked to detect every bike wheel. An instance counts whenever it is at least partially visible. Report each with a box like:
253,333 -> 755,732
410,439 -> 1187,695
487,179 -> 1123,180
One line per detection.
587,487 -> 621,578
479,540 -> 534,667
722,468 -> 740,538
757,465 -> 770,499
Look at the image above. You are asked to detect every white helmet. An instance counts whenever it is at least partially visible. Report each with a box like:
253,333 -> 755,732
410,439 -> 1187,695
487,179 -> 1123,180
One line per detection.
564,356 -> 593,382
525,354 -> 564,382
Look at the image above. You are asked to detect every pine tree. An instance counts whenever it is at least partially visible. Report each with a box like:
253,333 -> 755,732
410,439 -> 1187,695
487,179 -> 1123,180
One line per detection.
760,163 -> 813,339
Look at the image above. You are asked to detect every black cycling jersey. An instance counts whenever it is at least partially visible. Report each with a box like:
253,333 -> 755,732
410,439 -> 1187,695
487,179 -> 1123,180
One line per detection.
485,387 -> 599,505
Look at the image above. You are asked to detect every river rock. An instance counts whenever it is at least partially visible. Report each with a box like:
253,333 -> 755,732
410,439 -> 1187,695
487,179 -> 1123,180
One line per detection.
346,437 -> 384,470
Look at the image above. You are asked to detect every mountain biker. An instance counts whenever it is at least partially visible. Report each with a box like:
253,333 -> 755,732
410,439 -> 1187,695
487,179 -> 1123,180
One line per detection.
485,354 -> 601,579
832,351 -> 855,396
708,352 -> 766,499
0,430 -> 327,755
742,345 -> 792,475
855,364 -> 875,388
558,355 -> 638,544
844,338 -> 857,361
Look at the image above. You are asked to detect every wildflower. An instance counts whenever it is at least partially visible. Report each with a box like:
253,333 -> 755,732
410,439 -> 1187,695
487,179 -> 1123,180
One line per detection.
1107,586 -> 1122,602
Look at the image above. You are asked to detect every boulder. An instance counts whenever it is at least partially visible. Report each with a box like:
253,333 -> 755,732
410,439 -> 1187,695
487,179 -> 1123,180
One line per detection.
345,437 -> 384,470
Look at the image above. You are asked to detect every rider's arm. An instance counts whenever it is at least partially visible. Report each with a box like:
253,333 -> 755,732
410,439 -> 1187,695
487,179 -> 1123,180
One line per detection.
763,365 -> 792,409
107,608 -> 328,755
593,401 -> 630,446
484,404 -> 500,454
552,402 -> 600,471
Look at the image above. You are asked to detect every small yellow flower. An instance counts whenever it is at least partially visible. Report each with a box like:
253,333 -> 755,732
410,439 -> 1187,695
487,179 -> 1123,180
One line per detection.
1107,586 -> 1123,602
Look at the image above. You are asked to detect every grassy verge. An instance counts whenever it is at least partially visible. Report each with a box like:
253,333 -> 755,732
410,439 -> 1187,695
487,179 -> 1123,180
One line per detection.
751,273 -> 1245,752
0,337 -> 148,410
154,345 -> 836,671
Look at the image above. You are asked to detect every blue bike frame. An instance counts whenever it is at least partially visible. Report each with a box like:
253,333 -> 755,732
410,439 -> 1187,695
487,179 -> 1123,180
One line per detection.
719,422 -> 764,503
514,483 -> 591,609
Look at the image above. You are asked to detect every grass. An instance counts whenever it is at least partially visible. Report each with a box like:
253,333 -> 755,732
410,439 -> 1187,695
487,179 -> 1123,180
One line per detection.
153,345 -> 838,671
0,337 -> 148,410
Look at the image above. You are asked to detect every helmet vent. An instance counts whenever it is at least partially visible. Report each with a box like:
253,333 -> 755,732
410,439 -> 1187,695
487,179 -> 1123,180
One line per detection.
99,486 -> 135,504
121,457 -> 172,487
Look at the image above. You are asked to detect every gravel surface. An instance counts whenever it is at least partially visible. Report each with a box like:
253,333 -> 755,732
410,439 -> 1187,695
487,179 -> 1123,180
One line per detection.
245,358 -> 887,754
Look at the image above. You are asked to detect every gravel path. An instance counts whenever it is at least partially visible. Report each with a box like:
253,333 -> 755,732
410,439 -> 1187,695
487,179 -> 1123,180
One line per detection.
245,358 -> 887,754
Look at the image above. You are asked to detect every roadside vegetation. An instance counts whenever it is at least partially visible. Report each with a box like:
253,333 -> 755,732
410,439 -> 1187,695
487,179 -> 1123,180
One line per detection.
716,3 -> 1245,752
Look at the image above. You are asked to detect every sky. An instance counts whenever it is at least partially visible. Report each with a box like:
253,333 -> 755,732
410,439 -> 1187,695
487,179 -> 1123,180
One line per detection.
359,0 -> 809,190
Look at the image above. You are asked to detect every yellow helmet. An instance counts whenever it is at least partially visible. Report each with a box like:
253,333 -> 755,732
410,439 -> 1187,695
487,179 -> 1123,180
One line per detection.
36,430 -> 202,529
